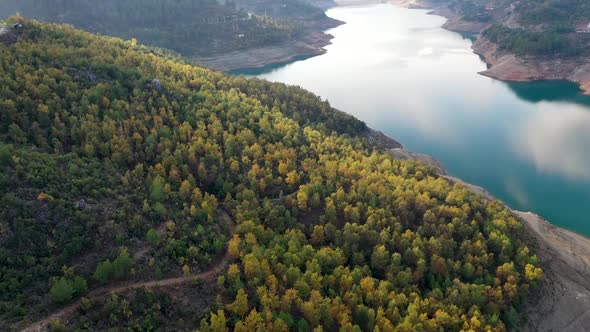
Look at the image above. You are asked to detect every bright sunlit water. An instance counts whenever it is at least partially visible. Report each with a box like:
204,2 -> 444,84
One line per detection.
232,4 -> 590,236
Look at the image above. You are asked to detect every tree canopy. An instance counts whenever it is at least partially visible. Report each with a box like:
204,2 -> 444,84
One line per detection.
0,18 -> 541,331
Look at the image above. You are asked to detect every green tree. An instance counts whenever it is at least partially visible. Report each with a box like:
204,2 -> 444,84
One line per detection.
150,176 -> 165,202
94,259 -> 113,284
0,144 -> 11,166
146,228 -> 160,246
72,276 -> 88,295
112,249 -> 132,279
50,277 -> 74,304
370,245 -> 390,273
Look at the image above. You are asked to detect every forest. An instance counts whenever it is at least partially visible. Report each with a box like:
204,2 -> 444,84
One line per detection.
516,0 -> 590,29
483,24 -> 581,56
0,17 -> 543,331
433,0 -> 590,57
0,0 -> 297,57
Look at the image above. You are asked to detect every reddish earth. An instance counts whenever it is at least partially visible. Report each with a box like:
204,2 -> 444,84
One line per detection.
473,38 -> 590,96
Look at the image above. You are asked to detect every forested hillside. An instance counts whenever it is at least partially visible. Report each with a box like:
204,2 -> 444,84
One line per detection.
0,0 -> 294,57
0,17 -> 543,331
440,0 -> 590,56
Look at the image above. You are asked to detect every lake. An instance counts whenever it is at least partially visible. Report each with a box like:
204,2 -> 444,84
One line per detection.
232,4 -> 590,236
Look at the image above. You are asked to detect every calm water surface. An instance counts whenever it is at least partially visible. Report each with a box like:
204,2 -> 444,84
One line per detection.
233,4 -> 590,235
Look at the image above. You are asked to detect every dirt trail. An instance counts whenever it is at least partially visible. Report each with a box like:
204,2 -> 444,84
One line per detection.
21,211 -> 235,332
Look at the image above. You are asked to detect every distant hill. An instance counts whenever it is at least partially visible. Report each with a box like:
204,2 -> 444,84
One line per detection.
0,0 -> 297,57
423,0 -> 590,56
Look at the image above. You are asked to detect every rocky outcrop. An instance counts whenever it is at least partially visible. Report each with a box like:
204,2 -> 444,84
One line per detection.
366,129 -> 403,150
147,79 -> 165,93
390,148 -> 447,175
0,25 -> 18,46
431,8 -> 489,33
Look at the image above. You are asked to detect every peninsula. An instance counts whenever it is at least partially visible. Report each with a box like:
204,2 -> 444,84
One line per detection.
392,0 -> 590,95
0,0 -> 342,72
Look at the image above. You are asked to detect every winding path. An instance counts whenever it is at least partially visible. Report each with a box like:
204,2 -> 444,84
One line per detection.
21,211 -> 236,332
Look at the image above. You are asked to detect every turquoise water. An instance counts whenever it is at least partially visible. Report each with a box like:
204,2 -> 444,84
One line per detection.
232,4 -> 590,236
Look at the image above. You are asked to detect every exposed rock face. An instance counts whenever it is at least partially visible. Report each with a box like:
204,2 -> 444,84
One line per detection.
0,26 -> 18,46
390,148 -> 447,175
366,129 -> 403,150
147,79 -> 165,93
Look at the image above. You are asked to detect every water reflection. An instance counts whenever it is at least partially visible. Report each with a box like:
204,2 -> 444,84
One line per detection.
513,102 -> 590,180
506,81 -> 590,104
503,176 -> 531,208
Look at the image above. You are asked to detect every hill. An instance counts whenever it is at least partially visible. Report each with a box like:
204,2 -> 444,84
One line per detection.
0,0 -> 341,70
0,17 -> 543,331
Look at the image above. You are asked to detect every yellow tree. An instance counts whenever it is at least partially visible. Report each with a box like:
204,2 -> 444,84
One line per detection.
228,234 -> 241,257
228,289 -> 249,318
210,310 -> 227,332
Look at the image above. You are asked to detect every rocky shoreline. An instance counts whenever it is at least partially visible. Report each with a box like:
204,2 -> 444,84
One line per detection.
472,38 -> 590,96
194,15 -> 343,72
194,30 -> 336,72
